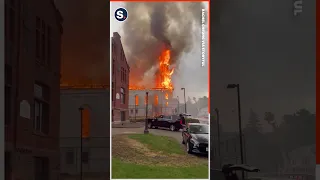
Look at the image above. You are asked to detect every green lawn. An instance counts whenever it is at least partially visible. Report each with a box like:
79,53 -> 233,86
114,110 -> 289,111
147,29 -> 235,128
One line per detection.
112,158 -> 208,179
128,134 -> 184,155
112,134 -> 208,179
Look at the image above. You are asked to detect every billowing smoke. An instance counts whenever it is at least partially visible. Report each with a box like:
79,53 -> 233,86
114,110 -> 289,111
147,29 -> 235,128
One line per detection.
55,0 -> 109,85
122,2 -> 206,86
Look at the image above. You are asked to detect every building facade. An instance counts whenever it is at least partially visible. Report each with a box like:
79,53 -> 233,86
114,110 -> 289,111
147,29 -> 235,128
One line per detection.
111,32 -> 130,123
5,0 -> 63,179
128,89 -> 178,119
60,88 -> 110,179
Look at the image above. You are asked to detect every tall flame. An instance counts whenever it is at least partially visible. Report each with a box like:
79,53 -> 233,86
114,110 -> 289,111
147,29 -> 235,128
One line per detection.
156,47 -> 174,91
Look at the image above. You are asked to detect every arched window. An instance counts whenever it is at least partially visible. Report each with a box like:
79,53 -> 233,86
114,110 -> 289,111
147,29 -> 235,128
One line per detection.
120,88 -> 125,104
81,107 -> 90,138
154,95 -> 159,105
135,95 -> 139,106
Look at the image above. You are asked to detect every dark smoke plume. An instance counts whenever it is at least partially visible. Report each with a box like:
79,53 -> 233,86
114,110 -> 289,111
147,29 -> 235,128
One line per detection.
122,2 -> 206,86
55,0 -> 109,85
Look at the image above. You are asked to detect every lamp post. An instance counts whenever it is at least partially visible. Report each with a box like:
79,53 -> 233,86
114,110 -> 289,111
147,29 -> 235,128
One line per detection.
78,107 -> 84,180
181,88 -> 187,113
134,94 -> 138,121
227,84 -> 244,180
177,96 -> 180,114
144,92 -> 149,134
214,108 -> 221,168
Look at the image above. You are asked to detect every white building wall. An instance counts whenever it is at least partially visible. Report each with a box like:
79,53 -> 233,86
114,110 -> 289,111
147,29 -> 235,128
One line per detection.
128,89 -> 179,118
60,89 -> 110,175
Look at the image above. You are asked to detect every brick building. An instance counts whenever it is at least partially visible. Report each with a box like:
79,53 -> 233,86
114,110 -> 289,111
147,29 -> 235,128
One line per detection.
111,32 -> 130,123
5,0 -> 62,179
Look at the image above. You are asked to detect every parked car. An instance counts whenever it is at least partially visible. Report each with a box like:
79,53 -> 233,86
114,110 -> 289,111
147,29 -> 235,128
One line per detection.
147,114 -> 184,131
211,164 -> 260,180
182,123 -> 209,154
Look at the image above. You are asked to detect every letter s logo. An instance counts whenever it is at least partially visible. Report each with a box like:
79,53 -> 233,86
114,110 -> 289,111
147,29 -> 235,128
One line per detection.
116,11 -> 123,19
114,8 -> 128,22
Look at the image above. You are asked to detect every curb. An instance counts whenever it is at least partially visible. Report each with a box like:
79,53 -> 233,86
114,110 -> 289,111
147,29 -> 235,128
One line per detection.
112,122 -> 145,128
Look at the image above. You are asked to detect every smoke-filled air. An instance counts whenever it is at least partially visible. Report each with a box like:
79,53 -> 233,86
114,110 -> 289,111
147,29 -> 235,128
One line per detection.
122,2 -> 206,87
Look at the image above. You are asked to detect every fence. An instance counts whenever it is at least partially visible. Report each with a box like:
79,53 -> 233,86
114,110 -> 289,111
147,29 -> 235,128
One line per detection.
60,137 -> 110,180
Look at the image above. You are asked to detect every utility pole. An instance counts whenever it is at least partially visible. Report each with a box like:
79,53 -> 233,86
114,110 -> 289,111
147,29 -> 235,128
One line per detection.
144,92 -> 149,134
181,88 -> 187,113
214,108 -> 221,168
78,107 -> 84,180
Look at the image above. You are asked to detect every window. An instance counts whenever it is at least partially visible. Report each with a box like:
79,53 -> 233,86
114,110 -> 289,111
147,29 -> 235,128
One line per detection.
135,95 -> 139,106
135,109 -> 138,114
41,20 -> 45,62
154,95 -> 158,106
8,6 -> 15,42
5,65 -> 12,125
112,82 -> 115,102
47,26 -> 52,66
5,152 -> 11,180
34,157 -> 49,180
36,17 -> 51,66
130,109 -> 133,114
81,107 -> 90,138
82,152 -> 89,164
36,17 -> 41,58
65,151 -> 74,164
34,83 -> 50,134
112,59 -> 115,75
120,88 -> 125,104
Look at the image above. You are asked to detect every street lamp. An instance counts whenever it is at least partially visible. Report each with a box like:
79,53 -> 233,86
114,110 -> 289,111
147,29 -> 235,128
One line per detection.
227,83 -> 244,179
181,88 -> 187,113
134,94 -> 138,121
144,92 -> 149,134
78,107 -> 84,180
177,96 -> 179,114
214,108 -> 221,168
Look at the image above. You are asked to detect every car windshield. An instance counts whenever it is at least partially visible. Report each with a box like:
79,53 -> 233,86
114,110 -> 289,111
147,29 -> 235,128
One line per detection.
189,124 -> 209,134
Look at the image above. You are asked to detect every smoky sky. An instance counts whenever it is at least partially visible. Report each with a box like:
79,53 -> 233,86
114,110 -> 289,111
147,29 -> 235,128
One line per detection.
55,0 -> 109,85
122,2 -> 205,86
212,0 -> 316,131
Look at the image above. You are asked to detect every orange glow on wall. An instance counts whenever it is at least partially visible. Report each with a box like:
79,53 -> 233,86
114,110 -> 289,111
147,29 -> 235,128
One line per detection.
166,102 -> 168,106
82,108 -> 90,138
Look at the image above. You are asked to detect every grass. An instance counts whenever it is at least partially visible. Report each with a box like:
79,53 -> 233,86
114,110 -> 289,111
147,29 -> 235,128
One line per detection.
128,134 -> 184,155
112,157 -> 208,179
112,134 -> 208,179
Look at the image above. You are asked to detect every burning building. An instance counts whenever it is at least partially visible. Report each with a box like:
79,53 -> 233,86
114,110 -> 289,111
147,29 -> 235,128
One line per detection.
128,45 -> 178,118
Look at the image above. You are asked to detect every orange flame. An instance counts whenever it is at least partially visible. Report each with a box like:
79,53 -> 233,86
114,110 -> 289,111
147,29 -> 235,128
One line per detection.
156,47 -> 174,91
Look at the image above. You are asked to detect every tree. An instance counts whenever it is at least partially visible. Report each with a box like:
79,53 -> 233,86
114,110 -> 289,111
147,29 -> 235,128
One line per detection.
264,112 -> 276,129
245,109 -> 262,133
279,108 -> 315,151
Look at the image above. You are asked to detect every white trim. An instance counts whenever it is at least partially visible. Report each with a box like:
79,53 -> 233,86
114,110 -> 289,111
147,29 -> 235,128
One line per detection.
109,3 -> 113,178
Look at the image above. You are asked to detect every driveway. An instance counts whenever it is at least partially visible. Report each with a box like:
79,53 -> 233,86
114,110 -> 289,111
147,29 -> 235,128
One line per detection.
112,127 -> 183,142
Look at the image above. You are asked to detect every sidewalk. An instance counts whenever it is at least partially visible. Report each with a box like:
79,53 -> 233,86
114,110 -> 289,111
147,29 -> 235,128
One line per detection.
112,121 -> 145,128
